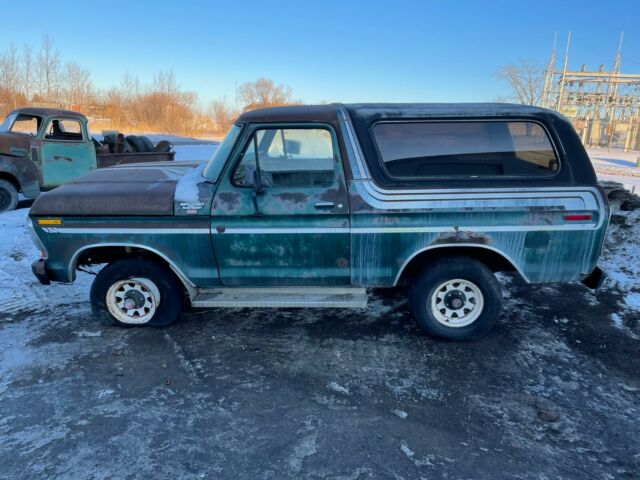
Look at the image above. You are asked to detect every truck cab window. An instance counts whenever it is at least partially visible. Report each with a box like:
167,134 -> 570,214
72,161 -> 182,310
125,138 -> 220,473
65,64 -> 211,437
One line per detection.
233,128 -> 336,188
44,119 -> 84,142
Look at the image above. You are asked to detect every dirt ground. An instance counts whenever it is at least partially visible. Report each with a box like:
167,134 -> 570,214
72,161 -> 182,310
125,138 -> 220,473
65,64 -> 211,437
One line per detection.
0,192 -> 639,480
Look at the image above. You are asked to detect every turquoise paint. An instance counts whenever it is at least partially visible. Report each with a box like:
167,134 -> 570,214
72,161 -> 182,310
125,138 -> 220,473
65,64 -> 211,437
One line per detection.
40,140 -> 96,187
36,216 -> 220,287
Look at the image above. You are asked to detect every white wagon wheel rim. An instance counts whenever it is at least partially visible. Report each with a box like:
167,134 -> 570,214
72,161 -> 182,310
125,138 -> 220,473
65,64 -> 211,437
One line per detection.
430,278 -> 484,328
106,277 -> 161,324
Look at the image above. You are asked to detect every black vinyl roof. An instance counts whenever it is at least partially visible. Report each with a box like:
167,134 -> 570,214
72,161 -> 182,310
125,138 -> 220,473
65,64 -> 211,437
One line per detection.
236,103 -> 558,124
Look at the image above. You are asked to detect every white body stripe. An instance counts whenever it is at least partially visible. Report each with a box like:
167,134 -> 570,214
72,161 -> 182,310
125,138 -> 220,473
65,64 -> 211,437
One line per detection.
43,227 -> 210,234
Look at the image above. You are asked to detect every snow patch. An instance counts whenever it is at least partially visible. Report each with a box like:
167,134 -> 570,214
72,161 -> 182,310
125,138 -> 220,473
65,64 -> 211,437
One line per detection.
623,293 -> 640,312
327,382 -> 350,395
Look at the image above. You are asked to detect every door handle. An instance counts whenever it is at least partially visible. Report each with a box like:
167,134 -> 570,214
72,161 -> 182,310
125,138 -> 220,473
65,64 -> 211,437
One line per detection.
314,201 -> 334,209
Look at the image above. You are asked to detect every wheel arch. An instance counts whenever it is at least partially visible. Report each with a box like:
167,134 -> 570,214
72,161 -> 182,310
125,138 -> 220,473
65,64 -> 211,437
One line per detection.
0,171 -> 20,191
70,243 -> 196,295
394,244 -> 528,286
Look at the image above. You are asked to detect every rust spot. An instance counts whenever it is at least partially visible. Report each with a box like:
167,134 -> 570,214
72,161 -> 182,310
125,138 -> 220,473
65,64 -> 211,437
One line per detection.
216,225 -> 226,234
432,231 -> 491,245
215,191 -> 241,211
336,257 -> 349,268
275,192 -> 307,203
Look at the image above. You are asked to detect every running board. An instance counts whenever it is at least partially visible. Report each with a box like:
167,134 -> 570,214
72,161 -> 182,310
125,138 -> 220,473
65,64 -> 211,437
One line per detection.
191,287 -> 368,309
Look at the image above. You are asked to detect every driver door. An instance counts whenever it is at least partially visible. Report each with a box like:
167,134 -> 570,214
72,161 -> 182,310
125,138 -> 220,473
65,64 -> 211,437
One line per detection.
211,124 -> 350,286
40,117 -> 96,188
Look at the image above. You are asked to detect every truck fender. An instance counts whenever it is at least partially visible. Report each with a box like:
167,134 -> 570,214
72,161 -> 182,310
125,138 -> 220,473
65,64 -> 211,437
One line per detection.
0,154 -> 41,198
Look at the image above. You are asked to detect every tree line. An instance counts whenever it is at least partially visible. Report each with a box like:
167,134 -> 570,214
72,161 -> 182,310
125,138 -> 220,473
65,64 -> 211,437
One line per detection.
0,35 -> 296,136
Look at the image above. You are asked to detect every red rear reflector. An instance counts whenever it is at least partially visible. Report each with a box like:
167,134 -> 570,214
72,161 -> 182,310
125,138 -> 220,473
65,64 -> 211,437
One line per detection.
564,214 -> 593,221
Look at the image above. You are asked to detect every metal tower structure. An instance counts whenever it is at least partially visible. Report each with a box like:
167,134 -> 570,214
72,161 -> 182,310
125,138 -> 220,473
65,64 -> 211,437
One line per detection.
541,32 -> 640,151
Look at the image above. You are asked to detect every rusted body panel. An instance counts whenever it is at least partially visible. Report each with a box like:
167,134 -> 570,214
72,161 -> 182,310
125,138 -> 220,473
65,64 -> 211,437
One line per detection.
30,162 -> 200,216
0,153 -> 41,198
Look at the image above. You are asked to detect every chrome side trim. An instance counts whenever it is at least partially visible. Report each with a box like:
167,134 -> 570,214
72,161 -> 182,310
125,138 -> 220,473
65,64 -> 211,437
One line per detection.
337,105 -> 371,179
216,227 -> 350,234
353,224 -> 596,233
392,243 -> 530,286
68,243 -> 197,290
352,182 -> 607,229
211,225 -> 594,234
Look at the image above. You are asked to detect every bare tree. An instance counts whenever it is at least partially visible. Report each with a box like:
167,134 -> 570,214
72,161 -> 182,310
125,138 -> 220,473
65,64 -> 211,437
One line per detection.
63,61 -> 93,105
239,78 -> 293,110
37,33 -> 61,101
0,44 -> 22,107
495,60 -> 545,106
208,98 -> 239,133
21,44 -> 34,101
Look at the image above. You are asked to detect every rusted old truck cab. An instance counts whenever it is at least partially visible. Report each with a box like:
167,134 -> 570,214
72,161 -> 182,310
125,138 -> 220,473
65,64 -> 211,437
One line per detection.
28,103 -> 609,340
0,107 -> 173,212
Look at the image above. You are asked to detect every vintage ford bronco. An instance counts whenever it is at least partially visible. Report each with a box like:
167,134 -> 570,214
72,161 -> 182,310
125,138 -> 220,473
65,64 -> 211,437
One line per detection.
0,107 -> 174,211
28,104 -> 609,340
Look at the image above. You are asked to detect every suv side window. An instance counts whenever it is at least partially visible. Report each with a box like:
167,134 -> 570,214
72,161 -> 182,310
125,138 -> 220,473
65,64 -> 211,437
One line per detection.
233,128 -> 335,188
371,120 -> 558,179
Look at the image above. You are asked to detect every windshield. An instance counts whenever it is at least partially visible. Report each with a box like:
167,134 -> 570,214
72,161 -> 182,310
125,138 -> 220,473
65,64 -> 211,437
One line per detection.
203,123 -> 243,181
0,113 -> 17,133
0,113 -> 41,135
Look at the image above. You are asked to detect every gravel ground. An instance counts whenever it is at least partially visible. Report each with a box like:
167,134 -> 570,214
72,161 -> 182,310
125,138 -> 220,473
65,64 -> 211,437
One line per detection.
0,191 -> 639,480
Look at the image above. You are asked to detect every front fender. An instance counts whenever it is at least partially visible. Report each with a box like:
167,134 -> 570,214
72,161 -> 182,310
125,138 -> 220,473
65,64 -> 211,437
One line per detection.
0,154 -> 41,198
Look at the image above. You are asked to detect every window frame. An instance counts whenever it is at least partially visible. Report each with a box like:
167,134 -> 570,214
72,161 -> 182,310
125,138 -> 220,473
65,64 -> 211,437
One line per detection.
5,113 -> 42,136
39,116 -> 87,143
369,118 -> 563,182
230,123 -> 341,190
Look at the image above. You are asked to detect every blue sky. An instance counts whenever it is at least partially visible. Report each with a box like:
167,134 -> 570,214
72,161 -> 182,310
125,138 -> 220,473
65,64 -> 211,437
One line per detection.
2,0 -> 639,106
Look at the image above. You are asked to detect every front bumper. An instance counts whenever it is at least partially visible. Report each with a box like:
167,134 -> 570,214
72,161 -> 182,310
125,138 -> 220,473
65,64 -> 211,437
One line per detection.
31,258 -> 51,285
581,266 -> 606,290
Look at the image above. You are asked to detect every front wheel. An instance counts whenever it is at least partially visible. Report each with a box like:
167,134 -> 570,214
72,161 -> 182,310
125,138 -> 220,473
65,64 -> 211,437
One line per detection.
0,179 -> 19,212
409,256 -> 502,340
90,259 -> 184,327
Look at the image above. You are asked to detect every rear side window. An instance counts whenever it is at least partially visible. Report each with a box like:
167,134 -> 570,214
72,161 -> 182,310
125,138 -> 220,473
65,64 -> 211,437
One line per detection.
372,121 -> 559,179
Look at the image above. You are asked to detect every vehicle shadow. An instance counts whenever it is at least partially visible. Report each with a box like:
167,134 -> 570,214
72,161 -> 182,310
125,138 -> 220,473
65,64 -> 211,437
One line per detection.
17,198 -> 34,209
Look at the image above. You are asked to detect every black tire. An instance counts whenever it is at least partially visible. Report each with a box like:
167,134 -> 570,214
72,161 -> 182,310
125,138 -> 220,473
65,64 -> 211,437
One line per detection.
90,259 -> 184,327
0,179 -> 19,212
139,136 -> 155,152
126,135 -> 146,153
153,140 -> 172,153
408,256 -> 502,340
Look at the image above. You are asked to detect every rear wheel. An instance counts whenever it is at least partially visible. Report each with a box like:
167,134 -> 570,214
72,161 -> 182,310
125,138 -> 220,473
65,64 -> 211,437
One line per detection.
408,256 -> 502,340
0,179 -> 19,212
90,259 -> 184,327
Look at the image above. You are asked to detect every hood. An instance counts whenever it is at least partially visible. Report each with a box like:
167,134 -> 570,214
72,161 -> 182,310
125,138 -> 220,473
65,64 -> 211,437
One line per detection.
30,162 -> 204,216
0,132 -> 36,158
